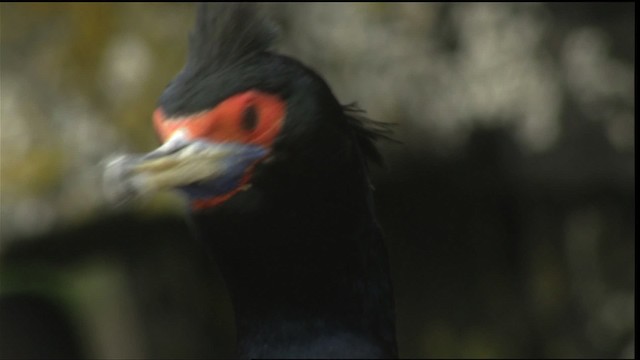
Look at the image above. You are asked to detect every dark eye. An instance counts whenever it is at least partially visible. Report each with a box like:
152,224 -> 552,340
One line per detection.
241,105 -> 258,132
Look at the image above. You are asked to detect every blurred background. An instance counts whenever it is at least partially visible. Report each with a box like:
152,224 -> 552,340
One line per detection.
0,3 -> 634,358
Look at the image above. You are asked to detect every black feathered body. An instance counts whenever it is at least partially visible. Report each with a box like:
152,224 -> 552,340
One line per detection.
162,3 -> 398,358
190,115 -> 398,357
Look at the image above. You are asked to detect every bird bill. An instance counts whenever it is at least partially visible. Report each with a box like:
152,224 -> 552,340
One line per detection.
102,132 -> 265,204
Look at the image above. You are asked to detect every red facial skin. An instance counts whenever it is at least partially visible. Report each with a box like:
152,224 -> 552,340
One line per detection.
153,90 -> 286,209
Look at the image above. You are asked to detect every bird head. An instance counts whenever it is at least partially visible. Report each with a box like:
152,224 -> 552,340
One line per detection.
104,3 -> 387,211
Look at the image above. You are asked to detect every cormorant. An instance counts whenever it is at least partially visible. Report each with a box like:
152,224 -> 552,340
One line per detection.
104,3 -> 397,358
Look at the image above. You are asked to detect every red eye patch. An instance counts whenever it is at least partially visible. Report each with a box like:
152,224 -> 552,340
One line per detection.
153,90 -> 286,148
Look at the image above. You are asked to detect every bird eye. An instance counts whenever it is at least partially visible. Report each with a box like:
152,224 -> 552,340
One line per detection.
241,105 -> 259,132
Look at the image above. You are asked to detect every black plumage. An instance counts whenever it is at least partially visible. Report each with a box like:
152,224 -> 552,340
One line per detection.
107,3 -> 398,358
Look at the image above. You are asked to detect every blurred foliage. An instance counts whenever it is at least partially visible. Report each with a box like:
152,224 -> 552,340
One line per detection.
0,3 -> 635,359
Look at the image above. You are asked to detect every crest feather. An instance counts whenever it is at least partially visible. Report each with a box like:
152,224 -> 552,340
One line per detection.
187,3 -> 278,71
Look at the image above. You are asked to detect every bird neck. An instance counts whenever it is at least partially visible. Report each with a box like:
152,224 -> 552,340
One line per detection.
190,161 -> 397,358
